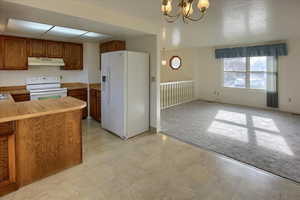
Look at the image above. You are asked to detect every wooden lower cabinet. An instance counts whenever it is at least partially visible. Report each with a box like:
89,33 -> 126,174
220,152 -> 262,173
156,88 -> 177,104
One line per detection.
16,111 -> 82,187
0,122 -> 17,197
90,88 -> 101,122
67,88 -> 87,119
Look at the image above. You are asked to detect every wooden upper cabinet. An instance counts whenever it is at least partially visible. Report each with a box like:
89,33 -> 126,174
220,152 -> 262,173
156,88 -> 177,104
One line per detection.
46,41 -> 63,58
3,36 -> 27,70
0,35 -> 83,70
27,39 -> 46,57
63,43 -> 83,70
100,40 -> 126,54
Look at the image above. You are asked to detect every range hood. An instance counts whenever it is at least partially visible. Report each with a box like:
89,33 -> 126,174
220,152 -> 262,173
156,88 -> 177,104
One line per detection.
28,57 -> 65,66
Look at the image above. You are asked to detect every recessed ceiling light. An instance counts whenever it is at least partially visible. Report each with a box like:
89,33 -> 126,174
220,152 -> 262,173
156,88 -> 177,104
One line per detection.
81,32 -> 110,39
7,19 -> 53,34
47,26 -> 88,37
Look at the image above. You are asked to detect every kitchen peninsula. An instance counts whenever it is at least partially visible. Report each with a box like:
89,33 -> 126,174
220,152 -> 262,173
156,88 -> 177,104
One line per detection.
0,93 -> 86,196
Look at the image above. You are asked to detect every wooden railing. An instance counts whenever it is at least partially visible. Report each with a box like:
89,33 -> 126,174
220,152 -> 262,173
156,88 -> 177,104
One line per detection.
160,80 -> 195,110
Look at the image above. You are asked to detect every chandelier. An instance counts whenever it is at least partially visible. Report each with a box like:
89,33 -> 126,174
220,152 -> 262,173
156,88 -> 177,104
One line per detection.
161,0 -> 210,23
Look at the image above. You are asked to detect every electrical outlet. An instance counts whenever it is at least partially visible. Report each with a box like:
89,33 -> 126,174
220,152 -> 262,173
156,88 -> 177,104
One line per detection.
151,76 -> 156,82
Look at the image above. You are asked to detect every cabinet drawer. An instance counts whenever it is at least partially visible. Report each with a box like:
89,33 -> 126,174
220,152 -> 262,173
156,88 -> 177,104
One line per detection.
67,88 -> 87,97
70,95 -> 87,101
0,122 -> 15,136
11,94 -> 30,102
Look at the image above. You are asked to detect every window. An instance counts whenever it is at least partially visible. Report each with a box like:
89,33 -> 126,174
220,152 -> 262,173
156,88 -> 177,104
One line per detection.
223,56 -> 273,90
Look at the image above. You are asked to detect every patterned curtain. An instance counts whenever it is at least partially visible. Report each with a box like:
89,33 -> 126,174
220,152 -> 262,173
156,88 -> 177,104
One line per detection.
266,57 -> 279,108
215,43 -> 288,59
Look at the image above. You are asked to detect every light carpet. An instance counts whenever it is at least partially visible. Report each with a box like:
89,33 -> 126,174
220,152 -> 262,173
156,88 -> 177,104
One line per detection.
161,100 -> 300,183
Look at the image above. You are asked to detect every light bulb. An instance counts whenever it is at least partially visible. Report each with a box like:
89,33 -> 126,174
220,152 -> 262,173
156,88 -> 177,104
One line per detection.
198,0 -> 210,11
183,3 -> 193,16
162,60 -> 167,66
161,0 -> 172,14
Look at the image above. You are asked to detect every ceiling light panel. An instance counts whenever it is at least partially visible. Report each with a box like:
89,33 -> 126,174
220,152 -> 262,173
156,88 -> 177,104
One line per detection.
6,19 -> 53,35
47,26 -> 88,38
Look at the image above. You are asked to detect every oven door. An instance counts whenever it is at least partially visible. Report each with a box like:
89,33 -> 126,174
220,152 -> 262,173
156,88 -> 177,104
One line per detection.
30,91 -> 67,100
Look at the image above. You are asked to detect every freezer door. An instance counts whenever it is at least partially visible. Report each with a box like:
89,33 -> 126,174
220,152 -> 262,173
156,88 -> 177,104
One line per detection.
101,51 -> 127,138
101,53 -> 110,132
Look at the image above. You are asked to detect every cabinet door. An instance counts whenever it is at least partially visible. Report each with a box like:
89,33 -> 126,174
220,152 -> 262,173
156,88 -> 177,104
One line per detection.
46,41 -> 63,58
96,90 -> 101,122
0,122 -> 17,197
89,89 -> 97,120
90,89 -> 101,122
3,37 -> 27,70
63,43 -> 83,70
100,40 -> 125,54
28,39 -> 46,57
0,36 -> 4,69
67,88 -> 87,119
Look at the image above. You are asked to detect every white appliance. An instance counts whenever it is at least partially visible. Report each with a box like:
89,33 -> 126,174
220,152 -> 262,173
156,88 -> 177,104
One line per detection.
28,57 -> 65,67
101,51 -> 149,139
26,76 -> 67,100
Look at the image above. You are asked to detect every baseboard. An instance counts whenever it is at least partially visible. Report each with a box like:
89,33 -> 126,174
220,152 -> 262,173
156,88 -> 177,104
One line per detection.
150,126 -> 158,133
194,98 -> 298,116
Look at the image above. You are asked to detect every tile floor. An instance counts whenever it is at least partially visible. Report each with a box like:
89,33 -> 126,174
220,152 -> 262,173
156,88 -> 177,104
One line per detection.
1,119 -> 300,200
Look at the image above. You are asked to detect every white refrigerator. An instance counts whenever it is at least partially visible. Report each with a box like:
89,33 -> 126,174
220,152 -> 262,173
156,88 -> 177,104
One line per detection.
101,51 -> 149,139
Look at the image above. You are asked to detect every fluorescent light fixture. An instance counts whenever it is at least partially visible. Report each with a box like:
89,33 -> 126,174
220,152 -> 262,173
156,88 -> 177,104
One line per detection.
6,18 -> 111,40
81,32 -> 111,39
7,18 -> 53,33
48,26 -> 88,37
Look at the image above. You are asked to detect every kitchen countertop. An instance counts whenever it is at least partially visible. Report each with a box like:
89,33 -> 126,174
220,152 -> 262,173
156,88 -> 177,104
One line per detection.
0,93 -> 86,123
0,82 -> 90,123
0,86 -> 29,95
0,83 -> 89,96
62,82 -> 88,90
8,89 -> 30,95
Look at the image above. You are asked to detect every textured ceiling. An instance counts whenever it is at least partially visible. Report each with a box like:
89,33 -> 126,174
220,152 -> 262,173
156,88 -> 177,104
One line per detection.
81,0 -> 300,48
1,0 -> 300,48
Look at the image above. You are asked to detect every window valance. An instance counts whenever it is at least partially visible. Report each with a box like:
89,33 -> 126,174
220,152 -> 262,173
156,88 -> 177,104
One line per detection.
215,43 -> 288,59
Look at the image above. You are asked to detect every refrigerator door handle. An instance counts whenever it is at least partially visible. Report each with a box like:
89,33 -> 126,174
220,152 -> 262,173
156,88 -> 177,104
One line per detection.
107,67 -> 111,104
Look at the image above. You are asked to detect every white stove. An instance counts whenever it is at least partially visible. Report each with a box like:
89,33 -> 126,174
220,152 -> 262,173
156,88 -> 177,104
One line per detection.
26,76 -> 67,100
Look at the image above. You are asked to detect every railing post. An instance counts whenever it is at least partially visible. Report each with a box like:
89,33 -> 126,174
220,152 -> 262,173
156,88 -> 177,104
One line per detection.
160,80 -> 195,110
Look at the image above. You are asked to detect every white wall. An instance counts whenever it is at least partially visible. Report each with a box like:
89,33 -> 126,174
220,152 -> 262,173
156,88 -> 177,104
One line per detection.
83,42 -> 101,84
0,67 -> 88,86
166,38 -> 300,114
161,48 -> 198,83
278,38 -> 300,113
126,35 -> 161,130
0,42 -> 100,86
195,47 -> 268,108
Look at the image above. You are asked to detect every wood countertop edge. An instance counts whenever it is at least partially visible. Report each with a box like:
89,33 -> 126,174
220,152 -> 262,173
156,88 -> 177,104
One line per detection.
0,104 -> 86,123
0,96 -> 87,123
